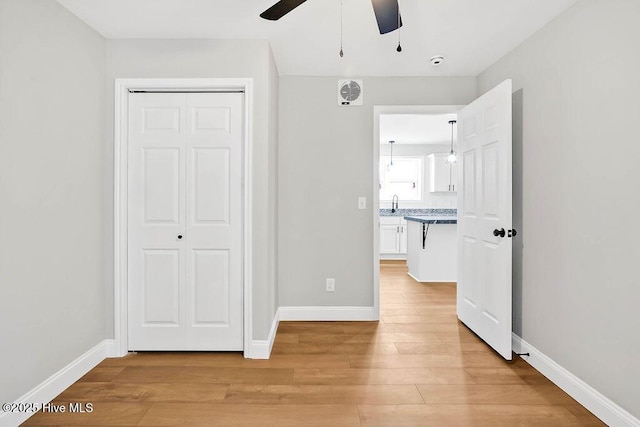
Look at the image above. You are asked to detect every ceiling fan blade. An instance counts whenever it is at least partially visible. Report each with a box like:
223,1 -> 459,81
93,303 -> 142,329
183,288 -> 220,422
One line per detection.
260,0 -> 308,21
371,0 -> 403,34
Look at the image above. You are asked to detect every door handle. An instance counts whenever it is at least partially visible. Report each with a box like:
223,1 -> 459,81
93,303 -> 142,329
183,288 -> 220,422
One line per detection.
508,229 -> 517,238
177,235 -> 183,240
493,228 -> 506,238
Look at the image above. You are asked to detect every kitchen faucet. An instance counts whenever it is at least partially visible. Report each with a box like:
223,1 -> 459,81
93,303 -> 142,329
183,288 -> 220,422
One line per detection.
391,194 -> 399,213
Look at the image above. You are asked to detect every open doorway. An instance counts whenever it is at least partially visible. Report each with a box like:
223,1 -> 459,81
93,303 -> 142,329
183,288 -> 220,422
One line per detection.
372,105 -> 463,319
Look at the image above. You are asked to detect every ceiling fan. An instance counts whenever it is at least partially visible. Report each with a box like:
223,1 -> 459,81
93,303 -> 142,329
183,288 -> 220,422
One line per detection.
260,0 -> 403,34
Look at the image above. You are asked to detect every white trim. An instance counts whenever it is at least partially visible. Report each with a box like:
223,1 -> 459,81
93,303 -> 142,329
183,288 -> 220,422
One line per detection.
247,310 -> 280,359
0,340 -> 116,427
380,254 -> 407,261
407,272 -> 456,284
279,306 -> 377,321
372,105 -> 464,323
113,78 -> 253,358
512,334 -> 640,427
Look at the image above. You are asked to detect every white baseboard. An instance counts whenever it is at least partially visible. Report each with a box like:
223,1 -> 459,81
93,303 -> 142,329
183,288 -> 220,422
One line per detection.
247,310 -> 280,359
279,306 -> 377,321
407,272 -> 456,283
512,334 -> 640,427
0,339 -> 116,427
380,254 -> 407,261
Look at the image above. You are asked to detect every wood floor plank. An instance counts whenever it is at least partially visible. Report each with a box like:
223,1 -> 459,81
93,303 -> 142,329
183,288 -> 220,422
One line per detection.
57,382 -> 229,402
276,321 -> 378,334
271,342 -> 400,355
341,332 -> 443,344
394,342 -> 491,354
358,404 -> 599,427
272,332 -> 299,343
416,384 -> 577,405
137,403 -> 361,426
380,307 -> 454,316
112,366 -> 294,385
223,384 -> 425,405
185,353 -> 351,368
349,352 -> 507,369
463,367 -> 556,385
293,367 -> 474,385
99,352 -> 191,367
381,314 -> 459,324
22,402 -> 151,426
368,323 -> 463,333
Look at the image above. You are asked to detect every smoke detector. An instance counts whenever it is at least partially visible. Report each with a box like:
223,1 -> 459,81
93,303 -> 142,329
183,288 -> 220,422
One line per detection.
338,79 -> 363,106
429,55 -> 445,66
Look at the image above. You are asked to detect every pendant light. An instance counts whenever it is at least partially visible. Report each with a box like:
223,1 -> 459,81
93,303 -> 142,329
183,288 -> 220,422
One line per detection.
446,120 -> 457,164
387,140 -> 395,170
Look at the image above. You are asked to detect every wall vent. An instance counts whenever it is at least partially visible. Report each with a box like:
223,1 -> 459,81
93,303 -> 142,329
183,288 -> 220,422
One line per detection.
338,79 -> 363,106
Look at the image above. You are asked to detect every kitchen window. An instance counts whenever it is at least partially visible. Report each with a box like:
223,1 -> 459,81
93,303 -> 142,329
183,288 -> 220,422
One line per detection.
380,156 -> 423,201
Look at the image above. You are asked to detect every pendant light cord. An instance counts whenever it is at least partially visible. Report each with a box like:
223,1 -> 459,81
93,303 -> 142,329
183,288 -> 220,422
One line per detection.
339,0 -> 344,57
398,8 -> 401,44
396,4 -> 402,52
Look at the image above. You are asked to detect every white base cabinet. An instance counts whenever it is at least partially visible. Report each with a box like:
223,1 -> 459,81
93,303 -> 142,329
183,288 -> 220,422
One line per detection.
379,216 -> 407,258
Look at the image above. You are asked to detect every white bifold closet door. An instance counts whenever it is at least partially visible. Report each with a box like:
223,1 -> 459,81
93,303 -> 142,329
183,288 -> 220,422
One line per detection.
127,92 -> 243,351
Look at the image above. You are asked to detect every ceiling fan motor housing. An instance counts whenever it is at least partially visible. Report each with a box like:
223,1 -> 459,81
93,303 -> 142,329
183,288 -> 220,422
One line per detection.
338,79 -> 364,106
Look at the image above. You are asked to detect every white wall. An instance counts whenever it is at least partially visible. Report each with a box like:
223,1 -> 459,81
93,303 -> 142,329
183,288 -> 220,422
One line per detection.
379,143 -> 457,209
0,0 -> 106,404
478,0 -> 640,418
267,48 -> 280,318
104,39 -> 278,340
278,76 -> 476,307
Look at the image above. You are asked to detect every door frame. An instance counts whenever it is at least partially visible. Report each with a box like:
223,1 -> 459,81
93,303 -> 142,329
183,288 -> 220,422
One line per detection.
372,105 -> 464,319
113,78 -> 253,357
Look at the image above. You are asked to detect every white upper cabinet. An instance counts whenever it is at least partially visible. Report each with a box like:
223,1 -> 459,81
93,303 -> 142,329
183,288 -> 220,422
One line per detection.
428,154 -> 457,192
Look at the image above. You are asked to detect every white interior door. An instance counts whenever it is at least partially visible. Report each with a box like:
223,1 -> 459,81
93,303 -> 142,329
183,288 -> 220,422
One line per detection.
456,79 -> 513,360
127,91 -> 243,351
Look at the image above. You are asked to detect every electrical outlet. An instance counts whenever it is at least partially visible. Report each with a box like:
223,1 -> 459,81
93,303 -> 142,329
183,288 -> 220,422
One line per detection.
358,197 -> 367,210
326,278 -> 335,292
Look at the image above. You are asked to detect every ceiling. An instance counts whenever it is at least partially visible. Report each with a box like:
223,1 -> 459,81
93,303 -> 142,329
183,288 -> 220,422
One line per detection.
56,0 -> 577,77
380,114 -> 457,145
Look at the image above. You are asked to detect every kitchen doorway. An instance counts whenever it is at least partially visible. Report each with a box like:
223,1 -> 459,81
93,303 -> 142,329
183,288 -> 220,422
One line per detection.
372,105 -> 463,319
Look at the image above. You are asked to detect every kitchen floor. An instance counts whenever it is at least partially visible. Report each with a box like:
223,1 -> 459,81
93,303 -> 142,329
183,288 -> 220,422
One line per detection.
23,261 -> 604,426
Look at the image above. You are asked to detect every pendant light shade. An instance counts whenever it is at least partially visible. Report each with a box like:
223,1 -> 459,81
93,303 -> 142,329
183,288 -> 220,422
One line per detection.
446,120 -> 457,164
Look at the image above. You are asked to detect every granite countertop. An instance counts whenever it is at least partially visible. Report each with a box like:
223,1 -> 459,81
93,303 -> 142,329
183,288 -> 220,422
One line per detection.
379,208 -> 456,217
403,215 -> 458,224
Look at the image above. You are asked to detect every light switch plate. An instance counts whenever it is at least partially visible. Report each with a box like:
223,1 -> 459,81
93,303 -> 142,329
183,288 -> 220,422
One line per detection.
326,278 -> 335,292
358,197 -> 367,210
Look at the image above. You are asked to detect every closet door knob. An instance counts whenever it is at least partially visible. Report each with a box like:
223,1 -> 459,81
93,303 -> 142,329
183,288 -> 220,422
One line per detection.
177,235 -> 183,240
493,228 -> 505,238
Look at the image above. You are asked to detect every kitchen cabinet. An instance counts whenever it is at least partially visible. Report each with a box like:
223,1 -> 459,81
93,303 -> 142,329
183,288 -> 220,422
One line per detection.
405,216 -> 457,282
379,216 -> 407,258
428,154 -> 457,192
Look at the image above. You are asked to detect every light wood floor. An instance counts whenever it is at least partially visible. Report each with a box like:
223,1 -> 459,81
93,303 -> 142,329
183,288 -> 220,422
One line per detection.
23,261 -> 604,426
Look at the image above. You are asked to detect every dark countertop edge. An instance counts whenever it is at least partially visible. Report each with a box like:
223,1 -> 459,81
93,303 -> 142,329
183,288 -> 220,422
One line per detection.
379,209 -> 457,217
404,215 -> 458,224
